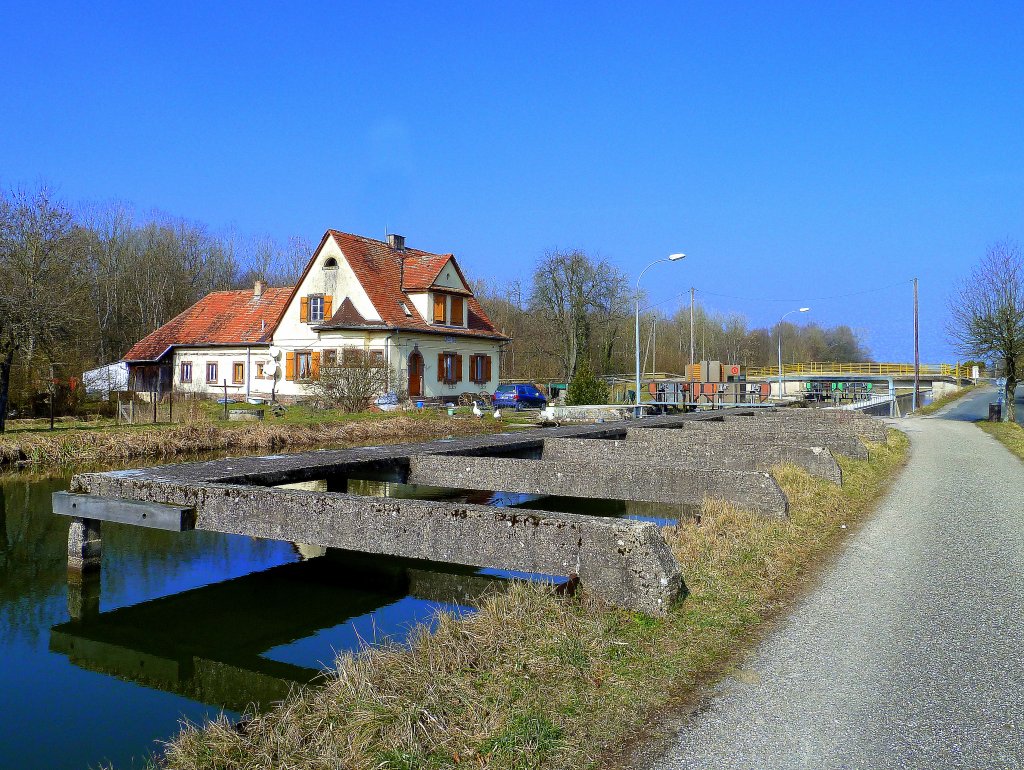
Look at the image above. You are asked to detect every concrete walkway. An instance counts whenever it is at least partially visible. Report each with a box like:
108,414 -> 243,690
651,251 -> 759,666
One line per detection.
632,386 -> 1024,770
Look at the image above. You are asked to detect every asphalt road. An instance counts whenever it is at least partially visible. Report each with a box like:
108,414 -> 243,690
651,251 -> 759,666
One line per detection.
632,386 -> 1024,770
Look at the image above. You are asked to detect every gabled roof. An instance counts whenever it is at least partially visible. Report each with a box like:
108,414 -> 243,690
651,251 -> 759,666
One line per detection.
123,288 -> 291,362
317,230 -> 507,340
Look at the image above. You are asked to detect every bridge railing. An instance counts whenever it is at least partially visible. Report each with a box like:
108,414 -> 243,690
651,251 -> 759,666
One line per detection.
744,362 -> 974,379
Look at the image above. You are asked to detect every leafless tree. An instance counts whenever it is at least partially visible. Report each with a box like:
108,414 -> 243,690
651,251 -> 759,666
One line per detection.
949,241 -> 1024,421
0,186 -> 88,432
309,353 -> 390,413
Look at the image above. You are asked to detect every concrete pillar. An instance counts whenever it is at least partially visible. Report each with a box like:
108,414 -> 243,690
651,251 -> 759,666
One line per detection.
68,517 -> 102,573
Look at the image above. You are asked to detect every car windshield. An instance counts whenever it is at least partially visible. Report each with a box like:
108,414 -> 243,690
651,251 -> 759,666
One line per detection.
495,385 -> 514,394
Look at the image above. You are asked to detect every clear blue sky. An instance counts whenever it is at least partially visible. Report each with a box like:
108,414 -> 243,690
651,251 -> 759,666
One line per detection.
2,1 -> 1022,362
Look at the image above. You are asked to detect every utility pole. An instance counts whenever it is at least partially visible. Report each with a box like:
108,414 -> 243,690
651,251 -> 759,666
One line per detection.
689,287 -> 695,368
913,277 -> 920,412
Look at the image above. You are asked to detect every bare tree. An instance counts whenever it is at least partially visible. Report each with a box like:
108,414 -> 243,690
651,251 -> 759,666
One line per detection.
309,353 -> 390,413
949,241 -> 1024,421
0,186 -> 86,432
530,249 -> 629,380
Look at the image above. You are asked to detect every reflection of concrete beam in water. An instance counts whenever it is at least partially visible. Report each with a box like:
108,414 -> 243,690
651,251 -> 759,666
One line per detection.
49,552 -> 502,712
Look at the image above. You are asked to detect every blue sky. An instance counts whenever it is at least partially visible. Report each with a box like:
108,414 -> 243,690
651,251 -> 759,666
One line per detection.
2,2 -> 1022,361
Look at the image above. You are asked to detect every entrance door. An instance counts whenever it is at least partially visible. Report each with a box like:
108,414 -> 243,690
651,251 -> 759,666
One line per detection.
408,351 -> 424,398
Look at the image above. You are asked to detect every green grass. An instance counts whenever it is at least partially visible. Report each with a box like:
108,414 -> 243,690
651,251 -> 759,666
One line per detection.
155,430 -> 910,770
977,419 -> 1024,462
916,384 -> 977,415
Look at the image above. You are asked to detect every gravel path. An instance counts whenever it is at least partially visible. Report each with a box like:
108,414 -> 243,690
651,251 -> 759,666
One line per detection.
632,386 -> 1024,770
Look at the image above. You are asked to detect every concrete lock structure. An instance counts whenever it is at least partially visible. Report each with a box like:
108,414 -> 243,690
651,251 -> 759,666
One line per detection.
53,411 -> 887,616
632,422 -> 869,460
407,455 -> 789,516
718,409 -> 888,443
541,437 -> 843,486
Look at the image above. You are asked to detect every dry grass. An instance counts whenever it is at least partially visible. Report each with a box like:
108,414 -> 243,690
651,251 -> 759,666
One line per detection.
0,416 -> 498,471
916,384 -> 977,415
154,429 -> 909,770
977,419 -> 1024,462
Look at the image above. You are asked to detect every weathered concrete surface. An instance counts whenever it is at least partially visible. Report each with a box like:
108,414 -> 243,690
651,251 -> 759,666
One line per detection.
407,455 -> 789,516
70,473 -> 685,616
541,437 -> 842,485
721,410 -> 888,442
629,422 -> 869,459
67,517 -> 102,573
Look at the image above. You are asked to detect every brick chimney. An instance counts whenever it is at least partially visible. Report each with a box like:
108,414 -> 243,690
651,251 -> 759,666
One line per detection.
254,279 -> 267,298
387,233 -> 406,251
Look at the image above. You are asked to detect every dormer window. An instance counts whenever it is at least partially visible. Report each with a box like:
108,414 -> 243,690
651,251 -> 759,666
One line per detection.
433,294 -> 446,324
450,295 -> 464,327
400,301 -> 413,317
323,257 -> 338,269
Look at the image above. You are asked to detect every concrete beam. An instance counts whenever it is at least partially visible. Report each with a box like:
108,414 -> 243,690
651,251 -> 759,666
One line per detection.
541,437 -> 842,485
53,492 -> 195,531
629,423 -> 868,460
407,455 -> 789,517
67,518 -> 102,573
719,410 -> 888,443
70,473 -> 685,617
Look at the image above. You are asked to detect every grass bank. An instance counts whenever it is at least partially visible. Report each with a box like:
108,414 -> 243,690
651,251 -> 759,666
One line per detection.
977,419 -> 1024,462
916,384 -> 978,415
0,412 -> 501,471
153,429 -> 909,770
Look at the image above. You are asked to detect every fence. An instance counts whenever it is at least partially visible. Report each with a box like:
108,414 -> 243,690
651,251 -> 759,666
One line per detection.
744,362 -> 976,379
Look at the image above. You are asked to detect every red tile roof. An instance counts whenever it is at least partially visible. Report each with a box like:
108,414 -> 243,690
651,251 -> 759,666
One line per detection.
313,230 -> 507,340
123,287 -> 291,362
122,231 -> 508,361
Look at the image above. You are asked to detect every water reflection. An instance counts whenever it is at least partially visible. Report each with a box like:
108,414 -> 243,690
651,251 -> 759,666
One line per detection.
49,551 -> 498,713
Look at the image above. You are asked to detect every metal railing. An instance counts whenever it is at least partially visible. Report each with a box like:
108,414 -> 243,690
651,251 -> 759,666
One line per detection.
744,362 -> 976,379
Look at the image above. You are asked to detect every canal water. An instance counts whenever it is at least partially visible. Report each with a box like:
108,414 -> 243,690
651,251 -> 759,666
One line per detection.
0,465 -> 685,769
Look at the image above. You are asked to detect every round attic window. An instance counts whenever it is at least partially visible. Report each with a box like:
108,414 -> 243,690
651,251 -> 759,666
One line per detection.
323,257 -> 338,269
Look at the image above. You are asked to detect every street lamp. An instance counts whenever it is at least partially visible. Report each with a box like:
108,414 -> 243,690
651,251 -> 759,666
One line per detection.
635,253 -> 686,417
777,307 -> 810,400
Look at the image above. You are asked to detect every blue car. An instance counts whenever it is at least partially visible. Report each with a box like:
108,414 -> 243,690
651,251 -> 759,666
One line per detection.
492,383 -> 548,410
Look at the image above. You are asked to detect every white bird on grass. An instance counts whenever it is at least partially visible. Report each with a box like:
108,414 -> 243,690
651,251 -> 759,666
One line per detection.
493,407 -> 502,421
472,401 -> 483,418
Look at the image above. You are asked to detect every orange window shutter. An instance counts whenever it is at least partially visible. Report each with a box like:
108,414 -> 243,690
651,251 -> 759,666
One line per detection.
484,355 -> 492,381
455,354 -> 463,382
323,295 -> 333,319
437,353 -> 446,382
451,295 -> 463,325
300,297 -> 309,323
311,351 -> 320,379
286,352 -> 296,381
433,294 -> 446,323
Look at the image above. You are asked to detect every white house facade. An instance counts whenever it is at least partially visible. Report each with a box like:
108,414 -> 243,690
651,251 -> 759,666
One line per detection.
123,230 -> 508,404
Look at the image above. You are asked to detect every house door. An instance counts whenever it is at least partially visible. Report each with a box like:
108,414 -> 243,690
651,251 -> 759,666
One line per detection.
408,350 -> 424,398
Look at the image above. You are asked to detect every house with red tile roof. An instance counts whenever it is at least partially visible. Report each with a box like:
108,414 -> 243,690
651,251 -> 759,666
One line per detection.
122,230 -> 508,404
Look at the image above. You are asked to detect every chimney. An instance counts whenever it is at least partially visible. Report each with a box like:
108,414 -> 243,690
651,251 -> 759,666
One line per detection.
254,279 -> 267,298
387,233 -> 406,251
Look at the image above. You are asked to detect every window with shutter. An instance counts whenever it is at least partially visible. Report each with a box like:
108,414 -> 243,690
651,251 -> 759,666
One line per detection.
300,297 -> 309,323
433,294 -> 446,323
286,352 -> 296,381
311,351 -> 320,379
308,296 -> 324,322
450,295 -> 464,326
323,295 -> 333,320
438,351 -> 460,385
232,362 -> 244,384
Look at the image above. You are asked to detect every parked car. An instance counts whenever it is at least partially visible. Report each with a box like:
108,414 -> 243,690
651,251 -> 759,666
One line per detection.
492,383 -> 548,410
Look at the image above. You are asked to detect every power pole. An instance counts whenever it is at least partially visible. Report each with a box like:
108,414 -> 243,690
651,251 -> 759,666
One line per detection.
689,287 -> 695,367
913,277 -> 920,412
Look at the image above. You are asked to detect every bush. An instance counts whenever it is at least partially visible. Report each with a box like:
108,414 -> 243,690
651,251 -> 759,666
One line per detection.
566,358 -> 608,405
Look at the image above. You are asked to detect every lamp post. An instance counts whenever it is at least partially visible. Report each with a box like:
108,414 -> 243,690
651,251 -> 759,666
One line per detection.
635,253 -> 686,417
777,307 -> 810,400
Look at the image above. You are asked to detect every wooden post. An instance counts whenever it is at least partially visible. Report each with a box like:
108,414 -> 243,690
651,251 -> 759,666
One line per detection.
152,386 -> 157,423
689,287 -> 695,370
168,384 -> 174,423
223,380 -> 228,420
913,277 -> 920,412
49,363 -> 55,431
